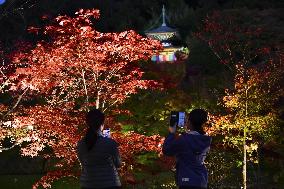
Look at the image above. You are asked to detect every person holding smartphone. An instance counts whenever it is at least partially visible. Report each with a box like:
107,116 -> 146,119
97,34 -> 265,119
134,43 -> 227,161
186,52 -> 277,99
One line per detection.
162,109 -> 212,189
77,109 -> 121,189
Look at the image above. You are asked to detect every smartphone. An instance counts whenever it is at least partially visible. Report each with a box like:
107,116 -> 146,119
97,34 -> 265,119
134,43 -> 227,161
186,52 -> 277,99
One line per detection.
102,128 -> 111,138
170,111 -> 186,128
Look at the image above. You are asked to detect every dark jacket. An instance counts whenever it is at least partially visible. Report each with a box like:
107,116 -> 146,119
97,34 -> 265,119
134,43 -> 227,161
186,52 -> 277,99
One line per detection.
162,132 -> 212,188
77,136 -> 121,188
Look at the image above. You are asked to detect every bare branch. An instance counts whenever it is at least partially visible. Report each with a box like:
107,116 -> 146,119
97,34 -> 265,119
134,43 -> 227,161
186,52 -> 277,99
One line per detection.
4,87 -> 29,117
81,69 -> 89,104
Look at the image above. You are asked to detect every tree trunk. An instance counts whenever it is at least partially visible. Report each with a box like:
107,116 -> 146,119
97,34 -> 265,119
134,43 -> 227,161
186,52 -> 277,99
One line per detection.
96,91 -> 100,109
82,69 -> 89,104
243,127 -> 247,189
243,87 -> 248,189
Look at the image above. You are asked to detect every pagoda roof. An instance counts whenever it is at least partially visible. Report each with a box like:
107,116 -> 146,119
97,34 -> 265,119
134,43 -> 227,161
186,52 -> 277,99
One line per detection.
145,25 -> 177,34
145,5 -> 179,38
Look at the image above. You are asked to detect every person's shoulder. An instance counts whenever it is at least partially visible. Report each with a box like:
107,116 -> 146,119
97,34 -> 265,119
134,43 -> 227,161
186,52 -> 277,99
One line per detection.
175,133 -> 188,142
108,138 -> 119,147
179,132 -> 189,139
179,132 -> 201,141
101,137 -> 119,146
77,138 -> 85,146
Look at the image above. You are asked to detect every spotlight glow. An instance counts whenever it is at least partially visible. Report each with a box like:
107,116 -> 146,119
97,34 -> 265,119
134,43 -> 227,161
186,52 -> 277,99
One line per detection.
0,0 -> 6,5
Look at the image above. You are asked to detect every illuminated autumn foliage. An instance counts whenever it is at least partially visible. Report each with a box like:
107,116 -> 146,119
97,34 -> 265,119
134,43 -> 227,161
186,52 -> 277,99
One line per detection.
11,9 -> 162,111
197,11 -> 284,189
198,11 -> 284,149
0,9 -> 164,188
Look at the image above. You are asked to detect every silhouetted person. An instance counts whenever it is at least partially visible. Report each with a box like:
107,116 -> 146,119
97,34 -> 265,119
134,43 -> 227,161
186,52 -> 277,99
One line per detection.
77,109 -> 121,189
163,109 -> 212,189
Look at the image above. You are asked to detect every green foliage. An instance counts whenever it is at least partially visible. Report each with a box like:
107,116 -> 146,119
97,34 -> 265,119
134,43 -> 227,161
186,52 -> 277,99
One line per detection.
0,175 -> 43,189
51,177 -> 80,189
118,88 -> 192,136
206,148 -> 242,188
131,171 -> 176,189
136,151 -> 159,167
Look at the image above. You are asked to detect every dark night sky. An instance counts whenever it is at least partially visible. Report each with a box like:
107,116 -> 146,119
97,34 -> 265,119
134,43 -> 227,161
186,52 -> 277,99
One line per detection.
0,0 -> 283,43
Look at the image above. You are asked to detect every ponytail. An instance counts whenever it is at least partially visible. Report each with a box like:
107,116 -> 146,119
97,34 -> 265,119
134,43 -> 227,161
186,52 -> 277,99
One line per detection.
85,109 -> 105,151
85,128 -> 98,151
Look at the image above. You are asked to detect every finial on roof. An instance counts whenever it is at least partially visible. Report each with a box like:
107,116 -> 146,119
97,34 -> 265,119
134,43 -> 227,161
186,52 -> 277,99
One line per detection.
162,5 -> 166,26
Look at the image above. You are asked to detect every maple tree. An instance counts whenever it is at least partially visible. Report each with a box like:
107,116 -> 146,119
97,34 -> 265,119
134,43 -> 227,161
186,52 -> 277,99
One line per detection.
12,9 -> 162,111
0,9 -> 165,188
197,11 -> 284,188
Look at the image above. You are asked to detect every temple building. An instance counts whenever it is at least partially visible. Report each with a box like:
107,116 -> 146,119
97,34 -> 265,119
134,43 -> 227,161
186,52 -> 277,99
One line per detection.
145,6 -> 188,63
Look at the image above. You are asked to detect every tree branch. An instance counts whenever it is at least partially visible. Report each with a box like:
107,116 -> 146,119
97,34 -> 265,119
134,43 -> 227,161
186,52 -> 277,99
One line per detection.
81,69 -> 89,104
4,87 -> 29,117
0,142 -> 18,152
